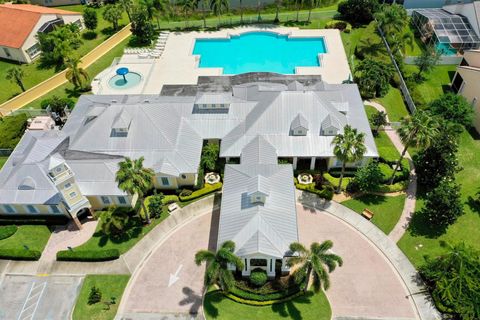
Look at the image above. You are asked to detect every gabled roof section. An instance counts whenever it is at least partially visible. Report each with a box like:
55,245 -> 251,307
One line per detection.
0,4 -> 80,48
240,136 -> 277,165
247,175 -> 270,197
321,114 -> 341,132
291,113 -> 309,131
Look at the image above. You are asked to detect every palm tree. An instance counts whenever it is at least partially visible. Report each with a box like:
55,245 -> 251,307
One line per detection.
201,0 -> 208,28
389,110 -> 439,184
201,142 -> 219,171
306,0 -> 320,23
209,0 -> 228,24
195,241 -> 243,292
295,0 -> 303,22
274,0 -> 281,23
181,0 -> 196,27
141,0 -> 160,28
331,125 -> 366,193
6,67 -> 26,92
239,0 -> 244,24
288,241 -> 343,292
119,0 -> 134,22
65,56 -> 89,90
375,4 -> 412,54
116,157 -> 155,224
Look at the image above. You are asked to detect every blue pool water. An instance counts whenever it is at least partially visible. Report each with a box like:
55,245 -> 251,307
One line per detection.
436,42 -> 457,56
108,72 -> 142,90
193,32 -> 327,74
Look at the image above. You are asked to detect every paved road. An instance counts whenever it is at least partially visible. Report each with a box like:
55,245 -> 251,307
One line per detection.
0,275 -> 83,320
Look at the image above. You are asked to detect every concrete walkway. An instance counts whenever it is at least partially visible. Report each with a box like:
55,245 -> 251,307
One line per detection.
0,25 -> 132,116
297,191 -> 441,320
366,100 -> 417,243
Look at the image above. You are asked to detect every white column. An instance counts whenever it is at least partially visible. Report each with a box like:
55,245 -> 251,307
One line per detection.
293,157 -> 298,169
281,257 -> 290,275
267,258 -> 275,278
310,157 -> 316,170
225,157 -> 230,163
242,258 -> 250,276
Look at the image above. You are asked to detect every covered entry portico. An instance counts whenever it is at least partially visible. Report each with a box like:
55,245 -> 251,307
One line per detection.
238,254 -> 291,279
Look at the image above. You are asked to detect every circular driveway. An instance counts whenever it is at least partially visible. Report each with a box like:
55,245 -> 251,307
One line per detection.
297,204 -> 416,319
120,203 -> 416,319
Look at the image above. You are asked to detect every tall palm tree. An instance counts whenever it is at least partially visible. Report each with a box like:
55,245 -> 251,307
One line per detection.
65,56 -> 89,90
209,0 -> 228,24
195,241 -> 243,292
389,110 -> 439,184
274,0 -> 281,23
306,0 -> 320,23
119,0 -> 134,22
201,0 -> 208,28
6,67 -> 26,92
375,4 -> 412,54
295,0 -> 303,22
331,125 -> 366,193
141,0 -> 160,28
239,0 -> 244,24
181,0 -> 196,27
116,157 -> 155,223
288,241 -> 343,292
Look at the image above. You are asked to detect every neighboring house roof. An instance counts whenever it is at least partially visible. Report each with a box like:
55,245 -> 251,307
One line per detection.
217,136 -> 298,258
0,4 -> 79,48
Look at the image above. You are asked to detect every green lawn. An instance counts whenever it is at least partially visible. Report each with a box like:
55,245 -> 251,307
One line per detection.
0,157 -> 7,169
398,129 -> 480,266
0,5 -> 128,105
72,275 -> 130,320
204,290 -> 331,320
409,64 -> 456,105
342,194 -> 406,234
22,37 -> 129,110
404,25 -> 425,56
73,209 -> 168,255
375,86 -> 410,122
0,225 -> 51,252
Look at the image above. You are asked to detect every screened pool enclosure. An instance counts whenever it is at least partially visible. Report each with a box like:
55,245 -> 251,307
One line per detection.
411,8 -> 480,55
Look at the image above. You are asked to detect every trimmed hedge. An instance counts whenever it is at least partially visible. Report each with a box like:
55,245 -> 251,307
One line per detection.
162,195 -> 179,205
0,248 -> 41,261
325,19 -> 352,33
324,173 -> 353,191
249,269 -> 267,287
295,182 -> 334,200
0,225 -> 18,240
225,289 -> 305,306
56,249 -> 120,262
179,182 -> 222,202
372,181 -> 409,193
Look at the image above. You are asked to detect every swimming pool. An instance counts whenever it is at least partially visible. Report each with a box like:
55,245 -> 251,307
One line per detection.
193,32 -> 327,74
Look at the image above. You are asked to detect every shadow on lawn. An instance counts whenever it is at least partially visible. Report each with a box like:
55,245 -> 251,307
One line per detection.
353,194 -> 388,206
94,217 -> 144,247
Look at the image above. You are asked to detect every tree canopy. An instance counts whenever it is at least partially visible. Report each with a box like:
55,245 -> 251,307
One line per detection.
103,4 -> 124,31
83,7 -> 98,31
130,6 -> 156,46
37,23 -> 82,68
420,241 -> 480,320
429,93 -> 474,128
354,57 -> 394,99
337,0 -> 380,25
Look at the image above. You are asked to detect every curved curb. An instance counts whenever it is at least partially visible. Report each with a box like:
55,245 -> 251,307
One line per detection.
297,191 -> 441,320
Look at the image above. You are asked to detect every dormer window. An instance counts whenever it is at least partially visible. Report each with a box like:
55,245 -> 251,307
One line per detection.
321,115 -> 341,136
249,191 -> 267,205
247,175 -> 270,205
111,108 -> 132,137
291,113 -> 308,136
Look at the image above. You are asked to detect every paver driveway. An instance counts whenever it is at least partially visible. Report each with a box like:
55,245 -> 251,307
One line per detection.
120,209 -> 219,317
297,204 -> 417,319
120,203 -> 416,319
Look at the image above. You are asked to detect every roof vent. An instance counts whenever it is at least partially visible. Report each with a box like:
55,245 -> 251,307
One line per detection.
18,176 -> 36,190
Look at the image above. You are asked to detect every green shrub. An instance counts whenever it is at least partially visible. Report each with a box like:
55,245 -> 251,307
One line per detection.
0,225 -> 18,240
225,289 -> 305,306
88,286 -> 102,305
372,181 -> 408,193
56,249 -> 120,261
324,173 -> 353,191
161,195 -> 179,205
0,248 -> 41,260
327,168 -> 357,178
195,167 -> 205,190
249,269 -> 267,287
0,114 -> 28,149
179,182 -> 222,201
147,194 -> 164,219
294,181 -> 334,200
325,19 -> 352,32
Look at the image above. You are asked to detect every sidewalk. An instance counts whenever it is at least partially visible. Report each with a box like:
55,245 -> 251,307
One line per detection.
0,25 -> 131,116
366,100 -> 417,243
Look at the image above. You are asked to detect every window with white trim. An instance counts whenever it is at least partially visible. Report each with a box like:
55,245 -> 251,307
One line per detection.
101,196 -> 111,205
26,43 -> 41,59
49,205 -> 61,214
69,191 -> 77,199
117,196 -> 127,205
160,177 -> 169,186
64,182 -> 72,190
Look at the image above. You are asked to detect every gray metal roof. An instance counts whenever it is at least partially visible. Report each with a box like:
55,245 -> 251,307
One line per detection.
217,137 -> 298,258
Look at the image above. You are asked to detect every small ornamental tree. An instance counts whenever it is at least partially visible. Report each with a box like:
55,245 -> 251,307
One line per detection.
201,142 -> 220,172
147,193 -> 164,219
5,67 -> 26,92
83,7 -> 98,31
414,124 -> 460,189
103,4 -> 123,31
337,0 -> 380,25
353,161 -> 384,192
88,286 -> 102,305
420,179 -> 463,231
101,207 -> 130,237
429,93 -> 474,128
414,46 -> 440,79
371,110 -> 387,135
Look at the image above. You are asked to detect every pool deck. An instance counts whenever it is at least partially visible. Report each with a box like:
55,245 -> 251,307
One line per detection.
93,26 -> 351,95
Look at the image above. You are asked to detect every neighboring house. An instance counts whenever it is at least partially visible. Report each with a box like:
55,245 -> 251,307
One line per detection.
218,136 -> 298,278
0,74 -> 377,221
0,4 -> 83,63
451,49 -> 480,131
30,0 -> 82,7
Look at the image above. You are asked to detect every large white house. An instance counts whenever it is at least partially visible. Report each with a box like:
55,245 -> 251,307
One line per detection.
0,74 -> 377,223
0,4 -> 83,63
